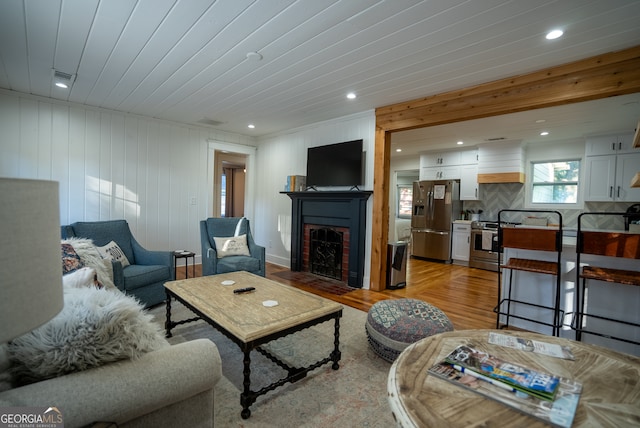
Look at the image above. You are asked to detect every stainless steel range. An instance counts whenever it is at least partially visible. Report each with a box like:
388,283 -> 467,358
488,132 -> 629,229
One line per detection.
468,221 -> 522,271
468,221 -> 500,271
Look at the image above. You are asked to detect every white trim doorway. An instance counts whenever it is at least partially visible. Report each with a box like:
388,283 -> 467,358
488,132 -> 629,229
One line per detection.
207,140 -> 257,221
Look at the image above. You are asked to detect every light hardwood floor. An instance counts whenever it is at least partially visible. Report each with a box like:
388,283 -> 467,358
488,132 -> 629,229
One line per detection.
176,258 -> 499,331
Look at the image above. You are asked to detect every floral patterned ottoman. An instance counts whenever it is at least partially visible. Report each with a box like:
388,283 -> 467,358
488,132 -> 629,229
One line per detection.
365,298 -> 454,362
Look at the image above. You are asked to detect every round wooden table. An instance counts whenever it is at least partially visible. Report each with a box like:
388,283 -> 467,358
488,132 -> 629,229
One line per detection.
387,329 -> 640,427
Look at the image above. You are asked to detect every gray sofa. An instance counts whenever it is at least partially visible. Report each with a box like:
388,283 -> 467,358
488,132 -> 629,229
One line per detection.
0,339 -> 221,427
61,220 -> 174,307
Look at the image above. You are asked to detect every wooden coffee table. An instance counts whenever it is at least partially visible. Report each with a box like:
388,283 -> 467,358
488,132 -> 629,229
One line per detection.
388,329 -> 640,427
163,271 -> 343,419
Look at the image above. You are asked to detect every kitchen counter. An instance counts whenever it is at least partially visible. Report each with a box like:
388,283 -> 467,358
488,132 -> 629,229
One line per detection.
499,233 -> 639,357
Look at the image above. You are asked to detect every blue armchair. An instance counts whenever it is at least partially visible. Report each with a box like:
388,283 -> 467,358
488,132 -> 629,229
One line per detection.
61,220 -> 174,307
200,217 -> 265,277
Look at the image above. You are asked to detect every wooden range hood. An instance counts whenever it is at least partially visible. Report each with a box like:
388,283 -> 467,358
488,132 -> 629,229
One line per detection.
368,45 -> 640,292
477,172 -> 525,184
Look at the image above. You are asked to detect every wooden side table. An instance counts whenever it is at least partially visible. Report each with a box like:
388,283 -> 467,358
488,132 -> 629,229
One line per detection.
387,329 -> 640,427
173,250 -> 195,280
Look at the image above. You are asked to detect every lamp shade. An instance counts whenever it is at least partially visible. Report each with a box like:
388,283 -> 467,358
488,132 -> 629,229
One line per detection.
0,178 -> 64,343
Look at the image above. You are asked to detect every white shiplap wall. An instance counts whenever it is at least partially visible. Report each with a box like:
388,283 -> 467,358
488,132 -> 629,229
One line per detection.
0,90 -> 256,256
0,90 -> 378,285
253,110 -> 376,287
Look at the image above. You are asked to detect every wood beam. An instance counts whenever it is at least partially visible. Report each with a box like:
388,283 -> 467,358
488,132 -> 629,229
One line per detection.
376,45 -> 640,132
370,45 -> 640,291
370,126 -> 391,291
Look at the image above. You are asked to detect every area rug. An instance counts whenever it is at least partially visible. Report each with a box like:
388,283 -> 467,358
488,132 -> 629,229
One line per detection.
270,270 -> 355,295
148,301 -> 394,427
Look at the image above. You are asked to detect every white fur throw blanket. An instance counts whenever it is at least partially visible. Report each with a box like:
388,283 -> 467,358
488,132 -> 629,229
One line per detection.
7,287 -> 168,386
62,237 -> 116,290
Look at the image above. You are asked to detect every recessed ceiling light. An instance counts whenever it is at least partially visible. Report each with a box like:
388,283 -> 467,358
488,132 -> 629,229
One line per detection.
55,82 -> 69,89
546,29 -> 563,40
456,141 -> 464,145
535,119 -> 546,123
248,124 -> 255,129
540,131 -> 549,136
395,148 -> 402,152
346,92 -> 356,99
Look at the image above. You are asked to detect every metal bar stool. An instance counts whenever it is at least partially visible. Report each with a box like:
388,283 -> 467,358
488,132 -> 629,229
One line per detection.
495,209 -> 564,336
574,212 -> 640,346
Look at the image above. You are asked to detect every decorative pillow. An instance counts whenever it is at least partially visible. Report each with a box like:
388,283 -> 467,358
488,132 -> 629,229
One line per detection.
97,240 -> 130,267
62,238 -> 116,290
61,243 -> 84,274
62,267 -> 103,289
213,234 -> 251,258
7,287 -> 168,386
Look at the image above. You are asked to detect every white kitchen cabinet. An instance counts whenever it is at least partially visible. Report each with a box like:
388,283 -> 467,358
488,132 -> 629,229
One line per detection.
584,148 -> 640,202
617,153 -> 640,201
420,165 -> 461,180
584,155 -> 615,201
460,164 -> 479,200
451,222 -> 471,264
459,149 -> 478,165
585,134 -> 634,156
421,151 -> 461,167
419,149 -> 476,181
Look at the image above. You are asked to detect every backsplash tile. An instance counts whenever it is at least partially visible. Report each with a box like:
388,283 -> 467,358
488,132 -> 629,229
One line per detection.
463,183 -> 634,229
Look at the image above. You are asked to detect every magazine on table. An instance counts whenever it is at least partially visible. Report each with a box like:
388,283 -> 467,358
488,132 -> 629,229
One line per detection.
444,345 -> 560,401
428,360 -> 582,428
488,332 -> 575,360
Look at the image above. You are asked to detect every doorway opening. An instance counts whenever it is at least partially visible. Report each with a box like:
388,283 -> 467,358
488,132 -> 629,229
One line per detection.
207,140 -> 256,221
215,151 -> 246,218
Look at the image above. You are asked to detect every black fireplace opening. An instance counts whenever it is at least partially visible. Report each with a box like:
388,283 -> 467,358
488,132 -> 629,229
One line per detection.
309,227 -> 343,281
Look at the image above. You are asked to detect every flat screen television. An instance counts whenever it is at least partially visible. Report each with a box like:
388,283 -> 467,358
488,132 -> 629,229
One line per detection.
306,139 -> 364,189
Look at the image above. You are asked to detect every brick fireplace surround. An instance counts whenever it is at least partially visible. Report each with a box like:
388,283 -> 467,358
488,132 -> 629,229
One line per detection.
283,190 -> 372,288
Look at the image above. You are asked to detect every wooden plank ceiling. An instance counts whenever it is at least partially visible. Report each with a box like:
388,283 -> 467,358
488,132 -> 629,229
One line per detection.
0,0 -> 639,136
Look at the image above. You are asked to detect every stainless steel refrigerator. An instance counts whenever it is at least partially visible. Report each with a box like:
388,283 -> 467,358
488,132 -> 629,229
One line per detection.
411,180 -> 461,261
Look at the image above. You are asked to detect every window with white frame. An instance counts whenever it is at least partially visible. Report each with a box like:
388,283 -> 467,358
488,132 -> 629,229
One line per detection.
397,185 -> 413,218
530,160 -> 580,204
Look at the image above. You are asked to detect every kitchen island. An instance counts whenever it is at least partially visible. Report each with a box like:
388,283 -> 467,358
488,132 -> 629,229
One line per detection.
498,229 -> 640,356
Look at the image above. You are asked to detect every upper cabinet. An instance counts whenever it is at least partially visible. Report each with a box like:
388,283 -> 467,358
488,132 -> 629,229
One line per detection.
419,150 -> 478,198
420,151 -> 460,180
584,133 -> 640,201
459,149 -> 479,165
460,164 -> 479,200
477,141 -> 525,183
585,134 -> 634,156
459,149 -> 479,200
421,151 -> 461,167
419,149 -> 479,199
420,165 -> 460,180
